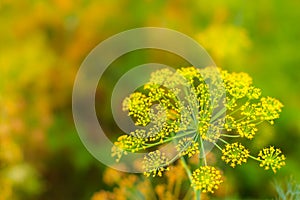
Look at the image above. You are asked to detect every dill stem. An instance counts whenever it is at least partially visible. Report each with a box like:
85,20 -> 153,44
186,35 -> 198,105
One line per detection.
249,155 -> 261,162
221,134 -> 240,138
199,138 -> 207,166
179,156 -> 201,200
195,190 -> 201,200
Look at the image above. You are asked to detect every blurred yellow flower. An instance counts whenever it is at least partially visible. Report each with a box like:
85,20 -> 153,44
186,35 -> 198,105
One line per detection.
196,24 -> 251,66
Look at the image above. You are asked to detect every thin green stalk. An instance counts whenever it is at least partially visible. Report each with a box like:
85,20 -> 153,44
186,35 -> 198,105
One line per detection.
140,129 -> 196,150
249,155 -> 261,162
199,138 -> 207,166
218,137 -> 229,144
228,104 -> 243,115
180,156 -> 201,200
211,106 -> 226,122
213,142 -> 222,151
195,189 -> 201,200
221,134 -> 240,138
180,156 -> 192,181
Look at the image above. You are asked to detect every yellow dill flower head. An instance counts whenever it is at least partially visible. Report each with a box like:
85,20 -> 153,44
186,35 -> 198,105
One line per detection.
148,68 -> 187,88
223,71 -> 252,99
147,104 -> 182,142
241,102 -> 259,119
258,146 -> 286,173
122,92 -> 152,126
111,130 -> 148,162
143,150 -> 170,177
223,115 -> 237,131
202,124 -> 222,143
221,143 -> 250,168
149,68 -> 174,85
258,97 -> 283,124
177,66 -> 203,84
130,129 -> 148,151
236,121 -> 258,139
176,137 -> 200,157
247,86 -> 262,99
113,65 -> 286,196
198,119 -> 210,140
191,166 -> 223,193
223,96 -> 237,111
111,135 -> 131,162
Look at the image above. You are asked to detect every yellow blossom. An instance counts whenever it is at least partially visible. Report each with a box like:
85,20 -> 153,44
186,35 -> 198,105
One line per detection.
221,143 -> 249,167
258,146 -> 286,173
143,150 -> 170,177
191,166 -> 223,193
176,137 -> 200,157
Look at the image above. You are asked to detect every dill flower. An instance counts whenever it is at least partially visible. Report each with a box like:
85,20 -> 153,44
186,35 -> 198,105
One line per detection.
191,166 -> 223,193
143,150 -> 170,177
223,72 -> 253,99
241,102 -> 260,118
112,65 -> 286,197
221,115 -> 237,131
111,130 -> 148,162
122,92 -> 152,126
177,66 -> 203,85
147,104 -> 181,141
258,146 -> 286,173
258,97 -> 284,124
247,86 -> 262,99
176,137 -> 200,157
223,96 -> 238,111
148,68 -> 174,85
198,119 -> 210,140
221,143 -> 250,167
236,121 -> 258,139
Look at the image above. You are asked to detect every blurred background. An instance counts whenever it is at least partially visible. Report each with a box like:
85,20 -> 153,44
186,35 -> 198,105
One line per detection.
1,0 -> 300,199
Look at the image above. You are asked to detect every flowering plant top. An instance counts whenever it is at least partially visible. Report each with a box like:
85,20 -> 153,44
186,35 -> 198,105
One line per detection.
112,66 -> 285,195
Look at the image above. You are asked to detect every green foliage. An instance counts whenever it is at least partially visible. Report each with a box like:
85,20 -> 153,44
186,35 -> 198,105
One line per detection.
274,177 -> 300,200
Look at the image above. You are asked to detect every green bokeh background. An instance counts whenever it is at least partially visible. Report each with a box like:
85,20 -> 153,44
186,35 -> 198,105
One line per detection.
1,0 -> 299,199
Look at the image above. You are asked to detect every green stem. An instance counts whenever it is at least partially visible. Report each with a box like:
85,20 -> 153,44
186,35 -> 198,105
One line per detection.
249,155 -> 261,162
195,190 -> 201,200
213,142 -> 222,151
135,129 -> 195,151
180,156 -> 200,200
211,106 -> 226,122
199,137 -> 207,166
180,156 -> 192,180
218,137 -> 229,144
228,104 -> 242,115
221,134 -> 240,138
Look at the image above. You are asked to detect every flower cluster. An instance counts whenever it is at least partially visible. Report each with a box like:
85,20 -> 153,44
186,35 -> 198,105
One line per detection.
142,150 -> 170,177
221,142 -> 249,168
176,137 -> 200,157
111,129 -> 148,162
122,92 -> 152,126
111,66 -> 286,195
258,146 -> 286,173
191,166 -> 223,193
